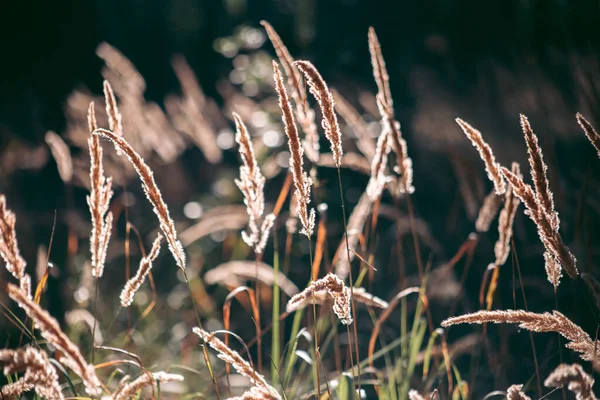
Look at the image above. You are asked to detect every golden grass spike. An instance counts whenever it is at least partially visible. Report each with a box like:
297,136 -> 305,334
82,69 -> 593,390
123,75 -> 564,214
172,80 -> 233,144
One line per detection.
93,128 -> 186,271
475,190 -> 503,233
544,363 -> 597,400
577,112 -> 600,158
0,347 -> 64,400
455,118 -> 506,195
120,234 -> 162,307
273,61 -> 315,238
192,327 -> 282,399
368,27 -> 393,108
506,384 -> 531,400
112,371 -> 184,400
5,283 -> 101,395
0,195 -> 28,286
45,131 -> 73,183
232,112 -> 274,254
501,166 -> 577,282
287,273 -> 352,324
103,80 -> 123,137
294,60 -> 343,167
520,114 -> 559,229
493,162 -> 521,265
87,108 -> 114,278
442,309 -> 598,364
261,21 -> 319,162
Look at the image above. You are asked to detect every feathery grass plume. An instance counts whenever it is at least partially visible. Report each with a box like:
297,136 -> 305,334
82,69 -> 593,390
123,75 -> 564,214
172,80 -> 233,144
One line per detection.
577,112 -> 600,159
228,385 -> 281,400
367,120 -> 391,201
93,128 -> 186,271
520,114 -> 559,229
493,162 -> 522,266
233,112 -> 275,254
261,21 -> 319,163
193,327 -> 282,399
455,118 -> 506,194
120,234 -> 162,307
335,191 -> 373,279
442,309 -> 600,364
501,166 -> 577,284
506,384 -> 531,400
544,363 -> 597,400
5,283 -> 101,395
0,194 -> 31,297
87,103 -> 114,278
475,190 -> 503,233
408,389 -> 425,400
287,273 -> 352,324
332,89 -> 377,162
204,260 -> 299,297
273,61 -> 315,238
45,131 -> 73,183
112,371 -> 184,400
294,60 -> 343,167
103,80 -> 123,137
286,286 -> 387,312
369,27 -> 414,196
368,27 -> 393,109
0,347 -> 63,400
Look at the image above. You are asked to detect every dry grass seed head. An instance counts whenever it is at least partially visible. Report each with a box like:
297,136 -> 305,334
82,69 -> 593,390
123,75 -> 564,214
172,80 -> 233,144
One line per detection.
544,363 -> 597,400
273,61 -> 315,238
0,195 -> 28,288
0,347 -> 64,400
577,112 -> 600,158
45,131 -> 73,183
455,118 -> 506,195
112,371 -> 184,400
493,162 -> 521,266
6,283 -> 101,395
93,128 -> 186,271
294,60 -> 343,167
287,273 -> 352,324
506,384 -> 531,400
120,234 -> 162,307
475,190 -> 503,233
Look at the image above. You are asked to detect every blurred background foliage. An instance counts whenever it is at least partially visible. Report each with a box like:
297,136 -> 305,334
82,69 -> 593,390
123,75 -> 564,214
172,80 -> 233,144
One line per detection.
1,0 -> 600,397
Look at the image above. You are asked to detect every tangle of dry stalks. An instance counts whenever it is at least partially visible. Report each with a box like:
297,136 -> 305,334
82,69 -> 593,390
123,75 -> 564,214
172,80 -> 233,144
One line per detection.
5,283 -> 102,395
442,310 -> 599,365
576,112 -> 600,159
544,363 -> 597,400
294,60 -> 343,168
120,234 -> 162,307
455,118 -> 506,195
501,165 -> 577,286
87,102 -> 114,278
192,327 -> 282,400
0,195 -> 31,297
261,21 -> 319,163
233,112 -> 275,254
45,131 -> 73,183
0,347 -> 63,400
287,273 -> 352,324
93,128 -> 186,271
273,61 -> 315,238
112,371 -> 184,400
369,27 -> 414,196
506,384 -> 531,400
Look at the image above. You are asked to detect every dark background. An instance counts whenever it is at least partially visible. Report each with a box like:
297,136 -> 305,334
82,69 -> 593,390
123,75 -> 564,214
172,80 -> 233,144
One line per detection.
1,0 -> 600,397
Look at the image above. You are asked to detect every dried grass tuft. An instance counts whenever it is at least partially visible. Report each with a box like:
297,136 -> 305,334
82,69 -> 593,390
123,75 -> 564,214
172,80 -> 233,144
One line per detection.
93,128 -> 186,271
493,162 -> 521,266
5,283 -> 101,395
455,118 -> 506,195
544,363 -> 597,400
45,131 -> 73,183
0,194 -> 31,296
506,384 -> 531,400
120,234 -> 162,307
287,273 -> 352,324
112,371 -> 184,400
576,112 -> 600,159
442,309 -> 599,365
273,61 -> 315,238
